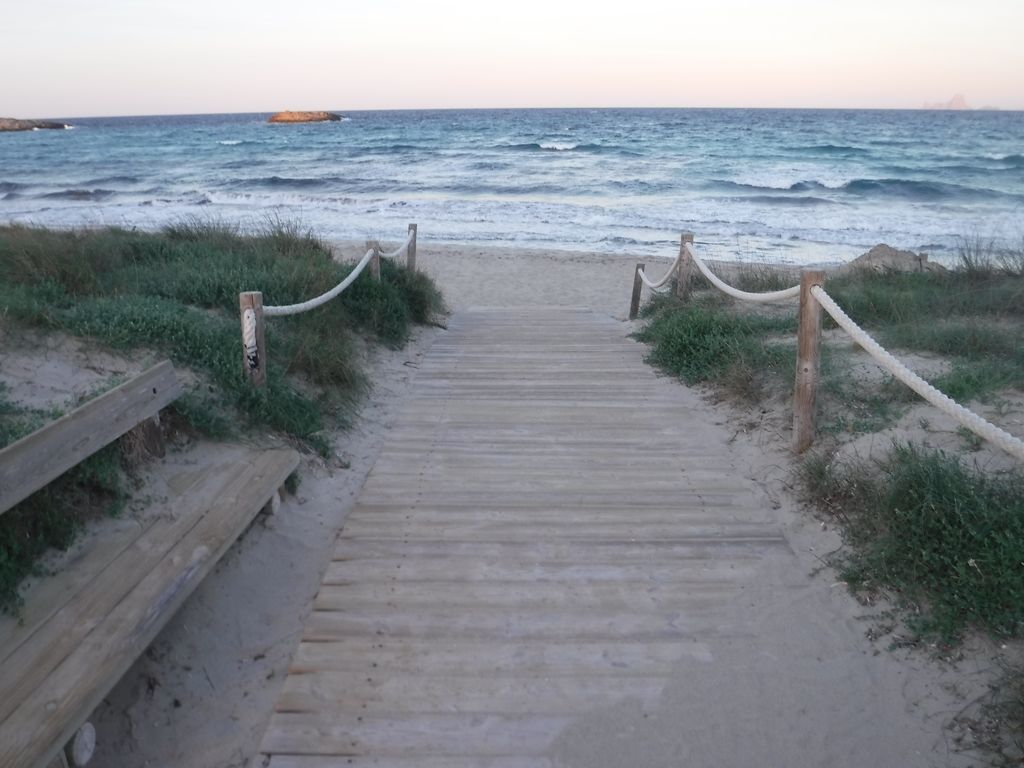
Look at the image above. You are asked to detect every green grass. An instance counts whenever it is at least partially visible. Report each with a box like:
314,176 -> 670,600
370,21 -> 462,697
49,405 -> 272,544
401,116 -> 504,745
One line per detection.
634,293 -> 796,401
0,382 -> 56,448
0,388 -> 128,613
823,249 -> 1024,401
802,444 -> 1024,641
0,222 -> 444,447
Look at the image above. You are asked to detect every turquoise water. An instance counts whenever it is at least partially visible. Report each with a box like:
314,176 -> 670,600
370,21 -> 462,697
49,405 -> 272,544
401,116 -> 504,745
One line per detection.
1,108 -> 1022,262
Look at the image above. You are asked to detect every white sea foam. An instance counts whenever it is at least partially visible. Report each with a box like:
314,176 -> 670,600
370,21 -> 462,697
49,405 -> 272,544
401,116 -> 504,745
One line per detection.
539,142 -> 577,151
218,140 -> 244,145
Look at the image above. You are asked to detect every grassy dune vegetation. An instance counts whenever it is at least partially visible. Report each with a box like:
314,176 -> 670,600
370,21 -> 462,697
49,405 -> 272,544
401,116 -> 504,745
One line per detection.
638,244 -> 1024,755
0,220 -> 444,611
0,220 -> 443,445
637,245 -> 1024,638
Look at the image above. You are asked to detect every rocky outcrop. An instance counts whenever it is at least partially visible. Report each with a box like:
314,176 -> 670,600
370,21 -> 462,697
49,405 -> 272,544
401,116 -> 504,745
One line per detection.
0,118 -> 70,132
922,94 -> 970,110
268,111 -> 342,124
843,244 -> 946,274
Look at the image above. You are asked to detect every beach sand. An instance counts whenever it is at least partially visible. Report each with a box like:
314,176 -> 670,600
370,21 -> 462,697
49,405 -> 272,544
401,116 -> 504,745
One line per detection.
2,241 -> 1019,766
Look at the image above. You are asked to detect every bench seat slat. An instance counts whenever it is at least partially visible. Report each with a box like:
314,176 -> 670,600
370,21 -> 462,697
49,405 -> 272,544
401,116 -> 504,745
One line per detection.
0,457 -> 250,722
0,447 -> 299,768
0,360 -> 183,516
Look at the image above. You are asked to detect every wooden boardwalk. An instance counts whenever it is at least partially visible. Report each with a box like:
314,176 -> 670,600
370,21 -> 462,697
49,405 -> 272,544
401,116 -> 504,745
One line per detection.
257,308 -> 823,766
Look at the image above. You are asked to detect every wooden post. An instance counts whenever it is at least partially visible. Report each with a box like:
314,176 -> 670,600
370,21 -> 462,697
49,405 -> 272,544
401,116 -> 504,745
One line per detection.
629,263 -> 645,320
239,291 -> 267,387
675,232 -> 696,299
792,270 -> 826,453
368,239 -> 381,282
407,223 -> 417,272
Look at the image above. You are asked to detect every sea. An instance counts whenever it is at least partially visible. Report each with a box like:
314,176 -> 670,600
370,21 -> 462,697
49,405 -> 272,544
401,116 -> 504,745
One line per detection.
1,108 -> 1022,264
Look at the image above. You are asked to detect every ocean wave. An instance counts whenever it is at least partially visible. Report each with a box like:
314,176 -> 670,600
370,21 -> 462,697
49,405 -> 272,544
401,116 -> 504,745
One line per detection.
218,139 -> 245,145
231,175 -> 333,189
607,179 -> 672,193
2,192 -> 22,200
497,142 -> 639,156
994,153 -> 1024,167
0,181 -> 27,192
710,177 -> 1018,202
467,161 -> 512,171
39,188 -> 117,201
598,235 -> 648,246
739,195 -> 837,207
83,175 -> 140,185
795,144 -> 870,156
840,178 -> 1014,201
709,179 -> 826,193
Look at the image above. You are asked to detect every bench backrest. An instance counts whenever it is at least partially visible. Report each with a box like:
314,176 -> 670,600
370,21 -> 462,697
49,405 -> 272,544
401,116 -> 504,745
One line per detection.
0,361 -> 182,515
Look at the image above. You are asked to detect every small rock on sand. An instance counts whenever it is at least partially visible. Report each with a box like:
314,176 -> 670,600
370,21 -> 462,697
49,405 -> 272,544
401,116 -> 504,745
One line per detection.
841,243 -> 946,274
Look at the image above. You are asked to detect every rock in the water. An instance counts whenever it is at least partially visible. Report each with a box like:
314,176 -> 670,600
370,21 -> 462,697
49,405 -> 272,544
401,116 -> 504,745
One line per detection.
0,117 -> 70,132
844,244 -> 946,274
268,111 -> 342,124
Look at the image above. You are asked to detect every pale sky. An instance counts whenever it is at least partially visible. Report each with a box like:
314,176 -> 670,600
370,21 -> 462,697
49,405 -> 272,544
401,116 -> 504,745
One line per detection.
3,0 -> 1022,117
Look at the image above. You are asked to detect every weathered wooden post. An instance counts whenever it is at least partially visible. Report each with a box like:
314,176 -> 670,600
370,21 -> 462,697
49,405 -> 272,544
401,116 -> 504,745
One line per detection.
239,291 -> 267,387
792,270 -> 826,453
675,232 -> 696,299
407,223 -> 418,272
629,263 -> 645,320
368,239 -> 381,282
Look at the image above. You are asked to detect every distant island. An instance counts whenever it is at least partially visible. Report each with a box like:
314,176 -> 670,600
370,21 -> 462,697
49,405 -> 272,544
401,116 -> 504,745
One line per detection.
268,111 -> 343,124
0,117 -> 70,132
922,94 -> 970,110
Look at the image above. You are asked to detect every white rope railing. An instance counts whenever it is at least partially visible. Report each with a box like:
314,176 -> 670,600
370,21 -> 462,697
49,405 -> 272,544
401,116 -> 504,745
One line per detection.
811,285 -> 1024,462
636,248 -> 684,291
376,229 -> 416,259
239,224 -> 419,385
684,243 -> 801,303
631,231 -> 1023,461
263,247 -> 376,317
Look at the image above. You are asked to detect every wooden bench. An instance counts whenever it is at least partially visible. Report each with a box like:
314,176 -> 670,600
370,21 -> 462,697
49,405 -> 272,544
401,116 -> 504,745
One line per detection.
0,361 -> 299,768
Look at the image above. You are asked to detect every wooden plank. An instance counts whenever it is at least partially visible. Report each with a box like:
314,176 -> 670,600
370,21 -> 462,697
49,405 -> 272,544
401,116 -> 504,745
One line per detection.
270,757 -> 553,768
0,361 -> 182,515
321,557 -> 770,586
300,606 -> 746,643
287,638 -> 708,676
0,448 -> 299,768
262,713 -> 571,756
0,517 -> 146,662
312,580 -> 754,611
275,673 -> 667,714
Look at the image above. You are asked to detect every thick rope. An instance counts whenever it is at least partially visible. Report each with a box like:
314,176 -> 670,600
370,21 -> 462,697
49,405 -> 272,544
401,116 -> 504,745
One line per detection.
684,243 -> 801,303
811,285 -> 1024,462
637,247 -> 684,291
376,229 -> 415,259
263,247 -> 375,317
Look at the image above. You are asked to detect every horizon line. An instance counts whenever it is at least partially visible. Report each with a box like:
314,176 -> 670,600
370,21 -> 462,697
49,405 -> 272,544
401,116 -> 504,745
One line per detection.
25,104 -> 1022,121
